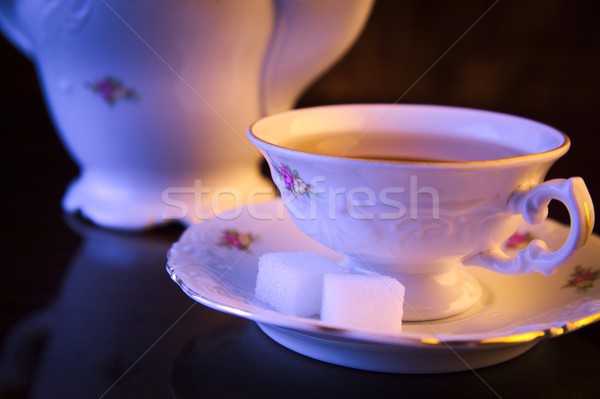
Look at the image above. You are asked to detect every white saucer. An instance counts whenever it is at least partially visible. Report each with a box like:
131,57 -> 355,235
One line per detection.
167,200 -> 600,373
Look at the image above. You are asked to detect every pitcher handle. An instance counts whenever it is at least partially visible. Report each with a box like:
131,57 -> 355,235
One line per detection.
467,178 -> 595,275
260,0 -> 374,115
0,0 -> 34,57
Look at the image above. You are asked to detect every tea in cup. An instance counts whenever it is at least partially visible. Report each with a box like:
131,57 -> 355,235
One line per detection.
248,104 -> 595,321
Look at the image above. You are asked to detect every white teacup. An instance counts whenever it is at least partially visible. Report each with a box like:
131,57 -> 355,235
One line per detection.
248,104 -> 595,321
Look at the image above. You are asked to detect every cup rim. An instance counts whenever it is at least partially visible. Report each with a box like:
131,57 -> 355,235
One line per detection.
248,103 -> 571,169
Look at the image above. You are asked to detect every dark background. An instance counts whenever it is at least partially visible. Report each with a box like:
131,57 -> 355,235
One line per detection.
306,0 -> 600,115
298,0 -> 600,229
1,1 -> 599,398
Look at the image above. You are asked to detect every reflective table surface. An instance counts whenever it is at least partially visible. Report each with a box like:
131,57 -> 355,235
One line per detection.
2,208 -> 600,398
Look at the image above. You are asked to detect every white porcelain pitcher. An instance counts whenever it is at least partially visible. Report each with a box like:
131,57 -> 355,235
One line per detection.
0,0 -> 373,229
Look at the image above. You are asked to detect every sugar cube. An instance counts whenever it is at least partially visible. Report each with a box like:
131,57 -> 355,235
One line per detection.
321,274 -> 405,334
255,252 -> 346,316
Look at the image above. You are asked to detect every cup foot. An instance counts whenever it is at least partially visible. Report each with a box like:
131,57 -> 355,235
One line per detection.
344,259 -> 482,321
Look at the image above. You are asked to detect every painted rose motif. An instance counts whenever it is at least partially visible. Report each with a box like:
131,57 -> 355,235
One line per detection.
218,229 -> 257,251
275,163 -> 313,197
504,231 -> 534,250
88,76 -> 138,105
563,265 -> 600,292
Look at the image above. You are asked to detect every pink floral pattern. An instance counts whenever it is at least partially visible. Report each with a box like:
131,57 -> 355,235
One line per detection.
275,163 -> 313,196
504,231 -> 534,250
563,265 -> 600,292
218,229 -> 257,251
88,76 -> 138,105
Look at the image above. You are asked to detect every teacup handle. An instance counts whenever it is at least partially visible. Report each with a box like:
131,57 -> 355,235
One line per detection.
468,177 -> 594,275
